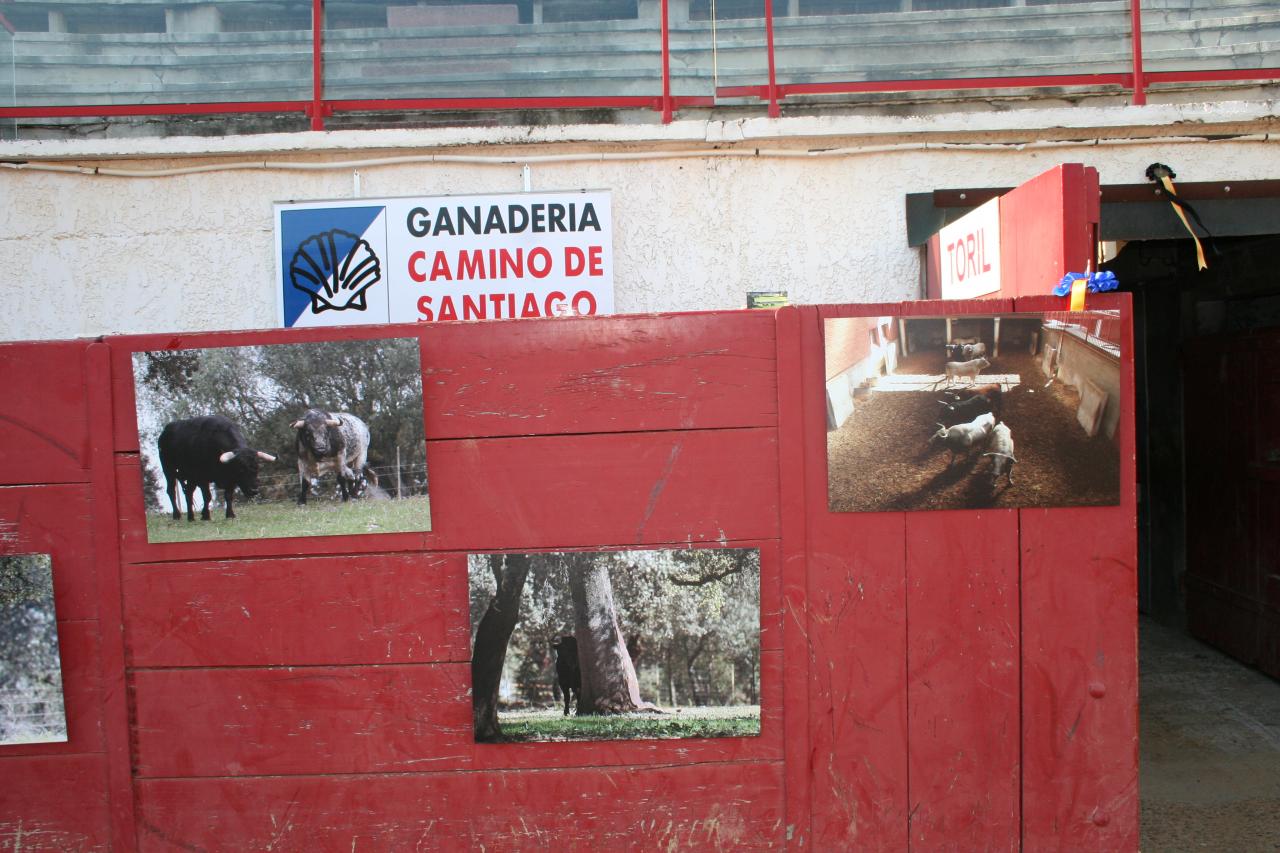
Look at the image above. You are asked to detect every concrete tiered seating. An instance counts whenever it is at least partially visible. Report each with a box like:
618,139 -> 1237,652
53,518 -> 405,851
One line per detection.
0,0 -> 1275,109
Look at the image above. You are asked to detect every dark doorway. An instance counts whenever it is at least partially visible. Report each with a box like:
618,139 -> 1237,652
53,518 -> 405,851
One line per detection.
1109,233 -> 1280,679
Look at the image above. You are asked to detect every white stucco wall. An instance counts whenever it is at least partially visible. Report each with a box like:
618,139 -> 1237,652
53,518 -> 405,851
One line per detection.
1,101 -> 1277,342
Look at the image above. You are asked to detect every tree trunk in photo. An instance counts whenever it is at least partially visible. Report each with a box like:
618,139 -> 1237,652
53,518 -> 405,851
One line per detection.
682,634 -> 708,706
667,645 -> 679,707
471,553 -> 531,741
566,553 -> 651,714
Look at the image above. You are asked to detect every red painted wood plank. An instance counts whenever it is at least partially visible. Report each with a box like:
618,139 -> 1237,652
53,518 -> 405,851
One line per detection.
1015,293 -> 1138,851
803,305 -> 910,850
126,540 -> 781,668
109,311 -> 778,452
758,539 -> 784,654
807,299 -> 1022,848
132,664 -> 475,777
85,341 -> 140,853
124,553 -> 472,668
1019,510 -> 1138,850
0,484 -> 100,621
0,754 -> 112,852
0,340 -> 90,484
998,164 -> 1098,300
1,621 -> 104,757
774,305 -> 813,849
58,622 -> 106,757
422,312 -> 778,439
116,427 -> 780,562
905,510 -> 1020,850
805,509 -> 909,850
136,761 -> 786,851
133,653 -> 783,778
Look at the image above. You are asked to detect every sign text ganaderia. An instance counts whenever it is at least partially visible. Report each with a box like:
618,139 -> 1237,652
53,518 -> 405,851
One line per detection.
275,190 -> 614,327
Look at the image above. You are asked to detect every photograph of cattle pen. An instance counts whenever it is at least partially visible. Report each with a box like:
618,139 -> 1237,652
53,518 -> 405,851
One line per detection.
131,337 -> 430,543
825,311 -> 1122,512
469,548 -> 760,743
1,554 -> 67,746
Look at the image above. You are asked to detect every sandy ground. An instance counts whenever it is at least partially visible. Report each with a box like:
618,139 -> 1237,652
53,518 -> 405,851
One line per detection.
827,349 -> 1120,511
1142,618 -> 1280,851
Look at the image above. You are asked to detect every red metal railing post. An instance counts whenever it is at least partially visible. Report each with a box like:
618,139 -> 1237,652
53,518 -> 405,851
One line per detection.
661,0 -> 674,122
311,0 -> 326,130
1130,0 -> 1146,105
764,0 -> 780,117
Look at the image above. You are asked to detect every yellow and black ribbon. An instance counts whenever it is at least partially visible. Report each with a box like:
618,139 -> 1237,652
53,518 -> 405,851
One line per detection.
1146,163 -> 1212,271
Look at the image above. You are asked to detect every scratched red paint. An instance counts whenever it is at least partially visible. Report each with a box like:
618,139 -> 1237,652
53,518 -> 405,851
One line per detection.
0,273 -> 1136,849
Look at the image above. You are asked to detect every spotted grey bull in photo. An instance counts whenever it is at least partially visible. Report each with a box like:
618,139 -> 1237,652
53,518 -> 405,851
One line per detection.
291,409 -> 375,504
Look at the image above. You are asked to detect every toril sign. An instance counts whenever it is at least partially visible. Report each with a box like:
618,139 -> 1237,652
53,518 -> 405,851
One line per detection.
939,197 -> 1001,300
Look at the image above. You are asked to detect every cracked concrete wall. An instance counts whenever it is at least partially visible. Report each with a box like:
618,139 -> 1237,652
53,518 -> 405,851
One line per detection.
1,106 -> 1277,342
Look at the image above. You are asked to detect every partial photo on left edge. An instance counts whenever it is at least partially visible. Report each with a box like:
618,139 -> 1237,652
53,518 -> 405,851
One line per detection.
0,553 -> 67,746
131,336 -> 430,543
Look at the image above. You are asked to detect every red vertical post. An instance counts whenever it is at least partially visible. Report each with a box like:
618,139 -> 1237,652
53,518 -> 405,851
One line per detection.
311,0 -> 326,130
801,305 -> 911,849
764,0 -> 780,118
1018,292 -> 1139,850
660,0 -> 673,122
775,306 -> 813,848
86,342 -> 139,853
1129,0 -> 1146,106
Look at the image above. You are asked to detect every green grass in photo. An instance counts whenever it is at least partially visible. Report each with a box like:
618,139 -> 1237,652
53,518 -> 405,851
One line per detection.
145,495 -> 432,543
494,705 -> 760,743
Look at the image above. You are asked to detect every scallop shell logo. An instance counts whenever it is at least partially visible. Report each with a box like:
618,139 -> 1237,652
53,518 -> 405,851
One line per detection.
290,229 -> 383,314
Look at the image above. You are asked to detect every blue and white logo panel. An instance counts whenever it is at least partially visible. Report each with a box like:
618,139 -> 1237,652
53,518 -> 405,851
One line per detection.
277,204 -> 389,328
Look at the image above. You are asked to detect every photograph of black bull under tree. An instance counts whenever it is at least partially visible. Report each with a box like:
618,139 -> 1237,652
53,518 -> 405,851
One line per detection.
131,337 -> 430,543
469,548 -> 761,743
825,312 -> 1122,512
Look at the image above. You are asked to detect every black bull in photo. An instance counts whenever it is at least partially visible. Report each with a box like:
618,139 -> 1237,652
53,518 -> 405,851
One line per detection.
292,408 -> 377,503
158,415 -> 278,520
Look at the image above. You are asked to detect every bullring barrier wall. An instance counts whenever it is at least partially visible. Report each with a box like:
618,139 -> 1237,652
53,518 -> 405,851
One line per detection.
0,296 -> 1136,851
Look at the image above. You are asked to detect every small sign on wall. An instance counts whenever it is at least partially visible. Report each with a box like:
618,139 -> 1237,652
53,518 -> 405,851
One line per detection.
275,190 -> 614,327
938,197 -> 1001,300
747,291 -> 788,309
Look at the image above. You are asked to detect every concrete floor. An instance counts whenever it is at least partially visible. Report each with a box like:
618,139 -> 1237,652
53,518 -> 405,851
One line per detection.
1141,617 -> 1280,852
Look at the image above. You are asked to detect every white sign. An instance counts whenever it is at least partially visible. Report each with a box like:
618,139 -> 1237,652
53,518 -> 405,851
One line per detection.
938,197 -> 1001,300
275,190 -> 614,327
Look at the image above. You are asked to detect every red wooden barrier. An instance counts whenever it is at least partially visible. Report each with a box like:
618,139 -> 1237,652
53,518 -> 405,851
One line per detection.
0,341 -> 91,486
1016,293 -> 1138,850
0,301 -> 1137,851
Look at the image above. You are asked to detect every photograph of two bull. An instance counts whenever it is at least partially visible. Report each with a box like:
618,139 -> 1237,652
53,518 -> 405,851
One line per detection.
131,336 -> 430,542
469,548 -> 761,743
825,311 -> 1122,512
